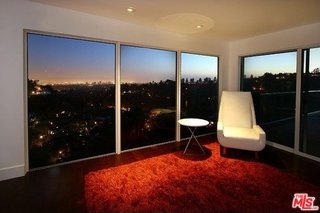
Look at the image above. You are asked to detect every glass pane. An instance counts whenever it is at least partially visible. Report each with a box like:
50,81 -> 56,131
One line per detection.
28,33 -> 115,169
120,45 -> 176,150
242,52 -> 297,148
181,53 -> 218,138
300,47 -> 320,157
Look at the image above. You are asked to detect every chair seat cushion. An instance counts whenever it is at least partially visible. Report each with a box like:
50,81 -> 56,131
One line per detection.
219,127 -> 264,151
223,127 -> 260,140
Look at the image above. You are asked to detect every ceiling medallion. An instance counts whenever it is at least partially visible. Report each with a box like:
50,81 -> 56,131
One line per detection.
156,13 -> 214,34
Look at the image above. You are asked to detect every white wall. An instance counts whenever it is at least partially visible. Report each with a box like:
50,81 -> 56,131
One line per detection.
0,0 -> 228,180
227,22 -> 320,91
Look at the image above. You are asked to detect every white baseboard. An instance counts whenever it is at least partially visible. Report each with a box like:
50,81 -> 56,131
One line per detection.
0,164 -> 25,181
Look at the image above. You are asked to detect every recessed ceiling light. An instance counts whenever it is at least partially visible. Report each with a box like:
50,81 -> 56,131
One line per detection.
196,25 -> 203,29
127,7 -> 135,13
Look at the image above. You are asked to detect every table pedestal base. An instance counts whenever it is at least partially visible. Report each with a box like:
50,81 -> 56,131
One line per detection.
184,127 -> 205,154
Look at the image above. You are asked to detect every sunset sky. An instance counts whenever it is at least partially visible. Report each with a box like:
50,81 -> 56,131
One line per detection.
120,45 -> 176,83
27,33 -> 218,84
181,52 -> 218,80
28,33 -> 116,84
244,52 -> 297,77
244,48 -> 320,77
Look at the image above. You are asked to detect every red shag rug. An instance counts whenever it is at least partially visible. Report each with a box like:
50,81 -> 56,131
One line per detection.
85,142 -> 319,213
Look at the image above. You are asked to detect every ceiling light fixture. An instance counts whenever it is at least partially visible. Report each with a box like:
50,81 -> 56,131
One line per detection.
196,25 -> 203,29
127,7 -> 135,13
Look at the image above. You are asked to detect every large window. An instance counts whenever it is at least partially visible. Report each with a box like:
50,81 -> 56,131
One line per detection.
26,31 -> 219,170
301,47 -> 320,157
120,45 -> 176,150
181,53 -> 218,138
241,51 -> 297,148
27,33 -> 116,168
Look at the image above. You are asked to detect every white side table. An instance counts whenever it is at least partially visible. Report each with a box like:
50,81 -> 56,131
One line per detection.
178,118 -> 209,154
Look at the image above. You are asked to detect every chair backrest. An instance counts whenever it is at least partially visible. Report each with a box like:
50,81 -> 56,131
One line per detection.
218,91 -> 256,128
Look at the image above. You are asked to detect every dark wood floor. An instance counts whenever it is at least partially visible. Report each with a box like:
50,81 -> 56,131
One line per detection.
1,134 -> 320,213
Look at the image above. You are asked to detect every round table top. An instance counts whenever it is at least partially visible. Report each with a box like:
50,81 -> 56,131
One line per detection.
178,118 -> 209,127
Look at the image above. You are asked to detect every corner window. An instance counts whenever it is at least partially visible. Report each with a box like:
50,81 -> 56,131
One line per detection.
300,47 -> 320,157
241,51 -> 297,148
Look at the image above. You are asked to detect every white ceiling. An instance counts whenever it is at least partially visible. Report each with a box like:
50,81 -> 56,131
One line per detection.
29,0 -> 320,41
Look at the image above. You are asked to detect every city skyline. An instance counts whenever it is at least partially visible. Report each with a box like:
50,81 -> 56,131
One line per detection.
29,78 -> 217,87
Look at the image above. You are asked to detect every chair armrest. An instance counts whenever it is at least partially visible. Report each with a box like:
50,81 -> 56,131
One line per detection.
217,121 -> 224,142
217,121 -> 223,132
253,125 -> 266,141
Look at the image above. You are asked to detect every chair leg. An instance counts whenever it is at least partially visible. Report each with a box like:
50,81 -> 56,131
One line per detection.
255,151 -> 259,160
220,145 -> 227,156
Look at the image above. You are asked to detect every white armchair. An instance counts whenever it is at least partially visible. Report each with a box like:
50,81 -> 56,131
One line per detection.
217,91 -> 266,158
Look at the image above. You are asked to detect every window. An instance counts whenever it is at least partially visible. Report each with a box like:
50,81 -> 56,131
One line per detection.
26,31 -> 220,170
301,47 -> 320,157
181,53 -> 218,138
241,51 -> 297,148
120,45 -> 176,150
27,33 -> 116,168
